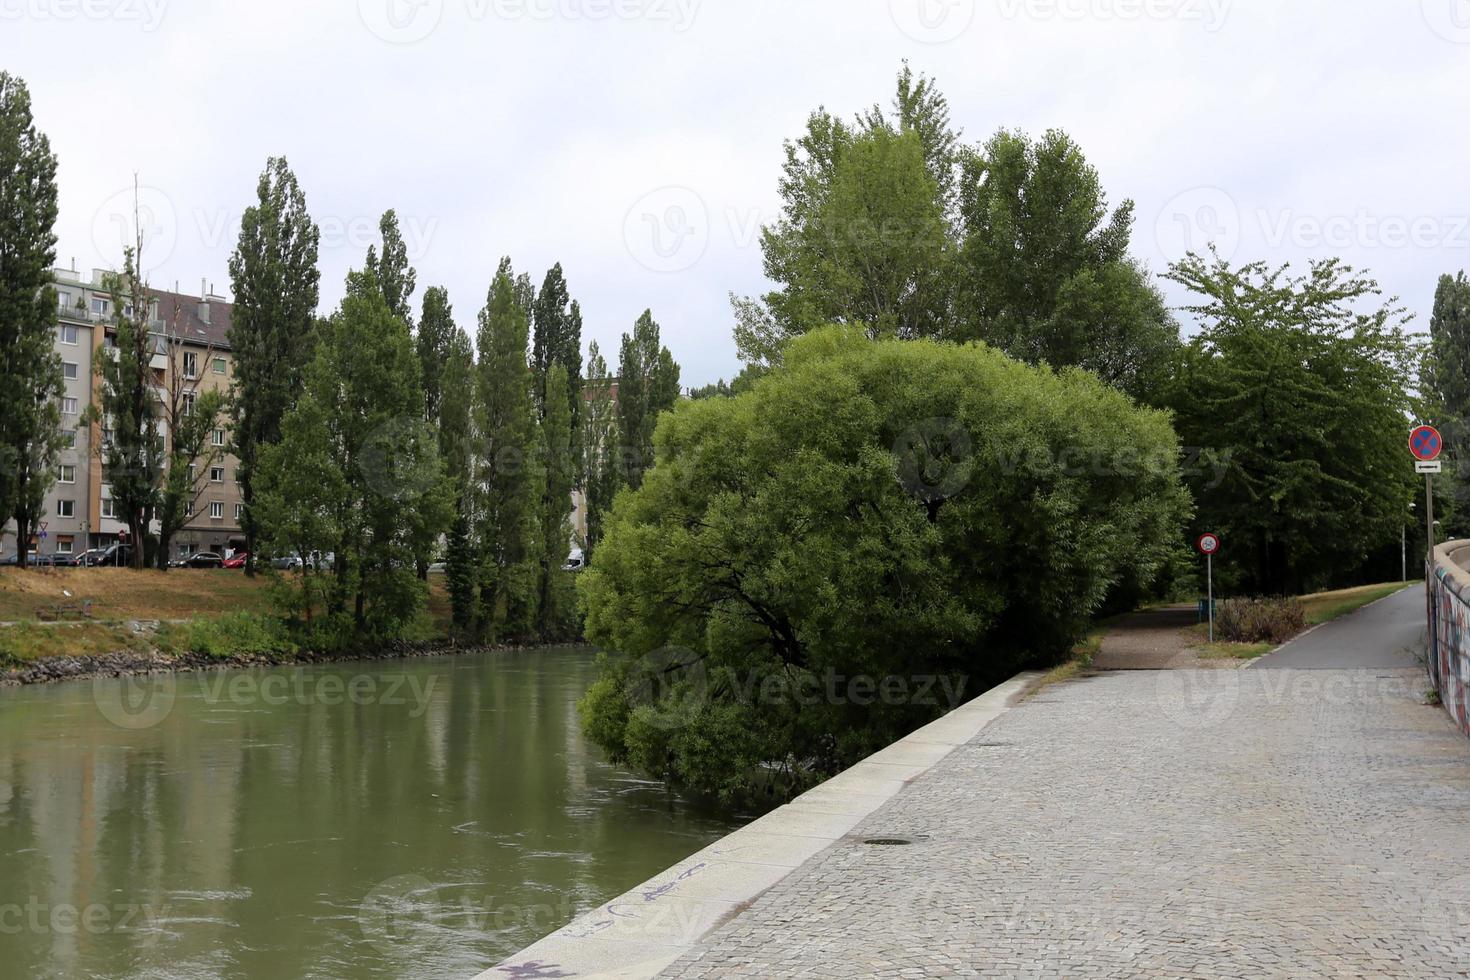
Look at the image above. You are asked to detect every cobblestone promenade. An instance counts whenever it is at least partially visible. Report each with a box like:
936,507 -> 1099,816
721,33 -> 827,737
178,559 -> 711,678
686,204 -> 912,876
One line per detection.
663,668 -> 1470,978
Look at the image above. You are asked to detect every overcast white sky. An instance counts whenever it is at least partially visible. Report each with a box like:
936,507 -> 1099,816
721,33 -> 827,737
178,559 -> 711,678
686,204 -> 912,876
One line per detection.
7,0 -> 1469,385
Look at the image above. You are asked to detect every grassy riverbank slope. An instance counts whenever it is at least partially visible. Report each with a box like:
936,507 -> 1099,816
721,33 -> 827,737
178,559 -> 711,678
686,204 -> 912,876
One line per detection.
0,568 -> 456,665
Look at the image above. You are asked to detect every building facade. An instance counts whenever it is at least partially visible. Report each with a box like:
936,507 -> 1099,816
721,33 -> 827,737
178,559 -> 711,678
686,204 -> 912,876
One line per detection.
0,268 -> 245,561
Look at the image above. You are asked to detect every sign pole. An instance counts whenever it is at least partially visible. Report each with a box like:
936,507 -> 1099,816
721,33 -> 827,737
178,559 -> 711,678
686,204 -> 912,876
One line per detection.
1427,473 -> 1436,574
1208,553 -> 1215,644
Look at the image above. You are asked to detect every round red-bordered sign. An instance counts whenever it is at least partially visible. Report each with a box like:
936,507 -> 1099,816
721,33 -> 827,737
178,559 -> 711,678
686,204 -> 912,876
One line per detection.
1197,533 -> 1221,556
1410,425 -> 1443,462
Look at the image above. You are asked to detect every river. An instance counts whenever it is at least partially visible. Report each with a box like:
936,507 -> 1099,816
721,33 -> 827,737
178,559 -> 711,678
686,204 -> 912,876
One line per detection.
0,648 -> 742,979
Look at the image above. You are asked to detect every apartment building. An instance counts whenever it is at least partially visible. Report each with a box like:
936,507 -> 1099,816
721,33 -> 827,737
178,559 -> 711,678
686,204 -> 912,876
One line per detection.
0,268 -> 245,561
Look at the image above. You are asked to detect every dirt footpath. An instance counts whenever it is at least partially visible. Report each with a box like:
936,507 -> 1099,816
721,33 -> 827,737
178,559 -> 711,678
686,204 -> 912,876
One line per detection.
1092,604 -> 1234,670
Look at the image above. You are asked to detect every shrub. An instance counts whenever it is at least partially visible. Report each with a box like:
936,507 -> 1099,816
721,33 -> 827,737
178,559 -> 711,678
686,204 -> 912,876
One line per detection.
174,612 -> 297,660
1215,597 -> 1307,645
578,327 -> 1191,804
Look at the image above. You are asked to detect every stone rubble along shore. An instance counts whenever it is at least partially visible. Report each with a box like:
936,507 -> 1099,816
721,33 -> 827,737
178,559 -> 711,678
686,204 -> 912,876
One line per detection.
0,638 -> 584,688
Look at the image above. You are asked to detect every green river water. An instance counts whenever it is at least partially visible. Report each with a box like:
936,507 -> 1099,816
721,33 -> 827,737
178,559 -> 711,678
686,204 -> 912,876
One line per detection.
0,648 -> 742,979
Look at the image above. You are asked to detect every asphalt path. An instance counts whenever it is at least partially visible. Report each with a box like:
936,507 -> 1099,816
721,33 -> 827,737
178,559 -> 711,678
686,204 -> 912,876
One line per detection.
1254,585 -> 1427,670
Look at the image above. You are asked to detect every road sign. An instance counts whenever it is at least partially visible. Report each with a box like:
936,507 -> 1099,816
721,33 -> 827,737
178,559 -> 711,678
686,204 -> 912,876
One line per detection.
1410,425 -> 1443,462
1197,533 -> 1221,556
1417,460 -> 1444,475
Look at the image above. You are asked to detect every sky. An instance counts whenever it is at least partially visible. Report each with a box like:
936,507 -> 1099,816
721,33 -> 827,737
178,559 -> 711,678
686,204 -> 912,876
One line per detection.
7,0 -> 1470,387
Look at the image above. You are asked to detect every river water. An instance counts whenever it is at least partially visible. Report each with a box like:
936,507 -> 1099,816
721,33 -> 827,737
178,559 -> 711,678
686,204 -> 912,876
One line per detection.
0,648 -> 741,979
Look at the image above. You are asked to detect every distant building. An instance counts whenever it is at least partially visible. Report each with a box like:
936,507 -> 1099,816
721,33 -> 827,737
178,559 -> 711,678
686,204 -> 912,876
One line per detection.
0,268 -> 245,561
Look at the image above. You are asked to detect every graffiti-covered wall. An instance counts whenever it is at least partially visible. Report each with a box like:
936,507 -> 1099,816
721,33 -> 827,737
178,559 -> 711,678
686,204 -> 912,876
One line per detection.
1431,542 -> 1470,738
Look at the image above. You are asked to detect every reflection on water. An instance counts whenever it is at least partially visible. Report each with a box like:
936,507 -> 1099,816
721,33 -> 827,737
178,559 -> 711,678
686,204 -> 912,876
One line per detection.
0,649 -> 741,979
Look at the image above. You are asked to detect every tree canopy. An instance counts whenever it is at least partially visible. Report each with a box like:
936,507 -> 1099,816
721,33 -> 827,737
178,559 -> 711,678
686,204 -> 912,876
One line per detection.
579,327 -> 1188,804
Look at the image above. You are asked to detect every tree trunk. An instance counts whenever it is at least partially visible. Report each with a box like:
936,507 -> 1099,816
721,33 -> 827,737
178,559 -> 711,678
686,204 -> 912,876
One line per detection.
15,513 -> 30,570
157,529 -> 172,571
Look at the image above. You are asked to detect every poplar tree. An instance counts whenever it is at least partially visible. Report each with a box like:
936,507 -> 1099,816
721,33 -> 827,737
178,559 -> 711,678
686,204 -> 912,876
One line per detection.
228,157 -> 321,573
617,310 -> 681,490
581,341 -> 619,556
366,209 -> 417,326
418,286 -> 456,425
0,72 -> 61,569
536,363 -> 575,636
476,259 -> 539,637
92,248 -> 165,569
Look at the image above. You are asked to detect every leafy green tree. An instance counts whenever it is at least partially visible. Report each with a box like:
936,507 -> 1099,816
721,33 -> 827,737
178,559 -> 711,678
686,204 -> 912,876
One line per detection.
228,157 -> 321,573
263,267 -> 448,638
0,72 -> 61,569
366,209 -> 417,326
92,250 -> 166,569
581,341 -> 619,557
440,326 -> 479,630
735,69 -> 957,363
579,327 -> 1188,805
1164,252 -> 1418,594
418,286 -> 457,425
1426,272 -> 1470,536
955,128 -> 1177,398
531,264 -> 584,414
253,396 -> 345,626
476,259 -> 540,637
617,311 -> 680,489
536,363 -> 576,637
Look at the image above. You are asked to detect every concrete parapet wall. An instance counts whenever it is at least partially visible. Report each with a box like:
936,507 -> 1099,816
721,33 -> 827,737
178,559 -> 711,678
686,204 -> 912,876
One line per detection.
1431,540 -> 1470,737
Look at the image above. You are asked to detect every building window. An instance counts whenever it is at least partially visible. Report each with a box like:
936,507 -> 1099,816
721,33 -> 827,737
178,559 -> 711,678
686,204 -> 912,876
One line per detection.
62,361 -> 78,380
101,428 -> 113,448
56,538 -> 73,555
212,357 -> 227,375
179,543 -> 194,558
59,324 -> 79,345
209,502 -> 224,520
183,352 -> 198,379
57,499 -> 75,518
185,499 -> 194,518
91,296 -> 109,316
212,429 -> 225,447
57,465 -> 75,484
57,291 -> 71,311
101,490 -> 116,519
62,429 -> 77,449
210,467 -> 225,483
61,397 -> 78,416
234,503 -> 244,521
182,392 -> 196,416
187,463 -> 197,483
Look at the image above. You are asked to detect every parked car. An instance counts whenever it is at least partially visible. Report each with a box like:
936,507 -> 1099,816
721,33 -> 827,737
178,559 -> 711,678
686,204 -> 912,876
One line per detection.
0,551 -> 40,567
76,548 -> 108,567
222,552 -> 250,570
175,552 -> 224,569
48,551 -> 86,568
93,544 -> 133,567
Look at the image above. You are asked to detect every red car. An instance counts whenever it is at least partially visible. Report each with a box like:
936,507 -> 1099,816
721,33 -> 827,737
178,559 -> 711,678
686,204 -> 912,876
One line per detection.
222,553 -> 250,570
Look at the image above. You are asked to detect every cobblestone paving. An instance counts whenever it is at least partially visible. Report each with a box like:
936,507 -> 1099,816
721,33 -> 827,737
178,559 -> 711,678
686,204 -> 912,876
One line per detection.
662,669 -> 1470,978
